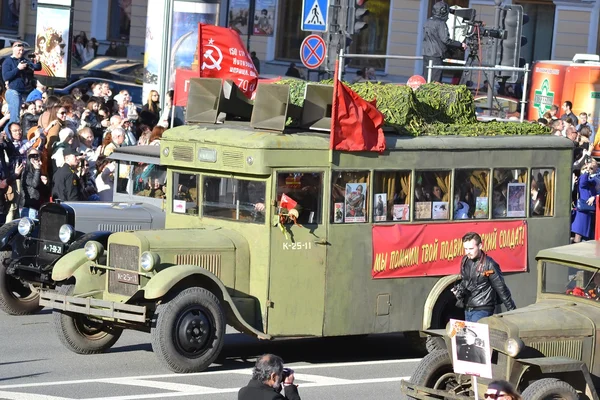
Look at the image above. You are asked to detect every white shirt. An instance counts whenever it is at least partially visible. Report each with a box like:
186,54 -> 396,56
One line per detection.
95,163 -> 115,202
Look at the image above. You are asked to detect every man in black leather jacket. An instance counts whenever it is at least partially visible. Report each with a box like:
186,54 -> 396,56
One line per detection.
453,232 -> 516,322
422,1 -> 465,82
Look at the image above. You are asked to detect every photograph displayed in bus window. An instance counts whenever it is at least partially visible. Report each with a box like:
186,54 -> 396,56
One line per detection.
414,171 -> 451,220
275,172 -> 323,224
117,161 -> 167,199
492,168 -> 528,218
453,169 -> 490,220
172,173 -> 198,215
331,171 -> 370,223
203,176 -> 266,223
531,168 -> 555,217
373,171 -> 411,222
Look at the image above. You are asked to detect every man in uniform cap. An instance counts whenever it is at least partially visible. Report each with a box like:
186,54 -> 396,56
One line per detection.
52,146 -> 84,201
457,328 -> 486,364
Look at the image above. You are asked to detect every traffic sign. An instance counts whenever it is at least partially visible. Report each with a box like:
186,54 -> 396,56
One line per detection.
301,0 -> 329,32
407,75 -> 426,90
300,34 -> 327,70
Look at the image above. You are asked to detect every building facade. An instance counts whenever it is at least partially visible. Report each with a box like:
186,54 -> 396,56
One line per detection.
3,0 -> 599,83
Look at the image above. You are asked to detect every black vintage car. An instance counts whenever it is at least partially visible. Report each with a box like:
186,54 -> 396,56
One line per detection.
0,146 -> 166,315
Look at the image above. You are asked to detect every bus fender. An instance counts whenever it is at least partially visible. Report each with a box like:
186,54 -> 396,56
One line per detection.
422,274 -> 461,330
143,265 -> 271,340
51,248 -> 91,282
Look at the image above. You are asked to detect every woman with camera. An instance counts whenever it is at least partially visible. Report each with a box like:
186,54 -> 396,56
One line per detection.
572,158 -> 598,243
19,148 -> 46,218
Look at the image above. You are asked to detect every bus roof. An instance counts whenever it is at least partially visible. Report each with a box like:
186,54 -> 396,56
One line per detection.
537,241 -> 600,269
164,123 -> 574,152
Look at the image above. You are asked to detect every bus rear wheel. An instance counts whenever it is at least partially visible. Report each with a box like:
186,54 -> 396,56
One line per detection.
151,287 -> 225,373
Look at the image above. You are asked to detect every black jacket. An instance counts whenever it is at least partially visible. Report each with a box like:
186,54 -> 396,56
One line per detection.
422,2 -> 462,58
21,112 -> 39,135
52,164 -> 83,202
458,253 -> 516,311
238,379 -> 301,400
19,162 -> 43,209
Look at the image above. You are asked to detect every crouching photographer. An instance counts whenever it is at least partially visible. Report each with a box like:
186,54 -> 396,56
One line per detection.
238,354 -> 301,400
452,232 -> 516,322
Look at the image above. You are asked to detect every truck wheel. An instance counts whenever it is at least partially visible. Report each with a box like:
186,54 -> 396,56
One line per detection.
53,285 -> 122,354
426,336 -> 447,353
0,251 -> 42,315
151,287 -> 225,373
521,378 -> 578,400
410,350 -> 469,395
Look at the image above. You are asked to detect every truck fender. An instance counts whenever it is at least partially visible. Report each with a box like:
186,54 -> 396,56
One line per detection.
0,220 -> 22,250
143,264 -> 271,340
422,274 -> 461,330
518,357 -> 598,400
67,231 -> 112,252
51,248 -> 91,282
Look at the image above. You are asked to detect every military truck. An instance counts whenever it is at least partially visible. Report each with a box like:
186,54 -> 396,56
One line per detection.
402,240 -> 600,400
38,79 -> 573,373
0,145 -> 165,315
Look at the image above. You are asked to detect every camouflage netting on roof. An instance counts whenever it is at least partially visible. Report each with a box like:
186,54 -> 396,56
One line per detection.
274,78 -> 551,136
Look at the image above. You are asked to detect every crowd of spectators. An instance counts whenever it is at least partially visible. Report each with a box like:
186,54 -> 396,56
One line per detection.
0,41 -> 184,223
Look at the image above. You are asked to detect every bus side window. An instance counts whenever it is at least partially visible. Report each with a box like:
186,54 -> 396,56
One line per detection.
414,171 -> 451,221
492,168 -> 528,219
276,172 -> 323,224
373,171 -> 411,222
453,169 -> 490,220
172,173 -> 198,215
531,168 -> 555,217
331,171 -> 370,223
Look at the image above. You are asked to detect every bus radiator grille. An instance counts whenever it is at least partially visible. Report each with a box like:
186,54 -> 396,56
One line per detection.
176,253 -> 221,278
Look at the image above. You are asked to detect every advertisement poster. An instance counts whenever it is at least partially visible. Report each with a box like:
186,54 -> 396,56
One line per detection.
393,204 -> 409,221
168,0 -> 220,90
142,0 -> 166,102
228,0 -> 250,35
371,220 -> 527,278
432,201 -> 449,220
334,203 -> 344,223
345,183 -> 367,223
507,183 -> 526,218
253,0 -> 276,36
374,193 -> 387,222
449,319 -> 492,379
34,5 -> 71,79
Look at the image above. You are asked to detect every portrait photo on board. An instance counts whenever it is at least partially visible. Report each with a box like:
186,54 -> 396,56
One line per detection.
449,319 -> 492,379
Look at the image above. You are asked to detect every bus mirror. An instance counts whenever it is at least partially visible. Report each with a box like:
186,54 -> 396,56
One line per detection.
251,83 -> 300,132
301,84 -> 333,132
186,78 -> 253,124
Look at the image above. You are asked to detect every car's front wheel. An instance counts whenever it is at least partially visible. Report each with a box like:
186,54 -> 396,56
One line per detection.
409,349 -> 471,396
521,378 -> 579,400
0,251 -> 42,315
53,284 -> 122,354
151,287 -> 225,373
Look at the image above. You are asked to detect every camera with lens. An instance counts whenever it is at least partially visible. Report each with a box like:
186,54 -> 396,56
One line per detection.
28,153 -> 40,160
282,367 -> 293,380
451,282 -> 470,308
27,53 -> 36,60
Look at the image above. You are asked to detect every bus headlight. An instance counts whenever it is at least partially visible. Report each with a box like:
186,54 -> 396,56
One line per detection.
84,241 -> 104,261
58,224 -> 75,243
505,338 -> 523,357
140,251 -> 159,272
18,218 -> 35,236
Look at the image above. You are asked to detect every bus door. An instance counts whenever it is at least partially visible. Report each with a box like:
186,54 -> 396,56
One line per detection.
267,170 -> 328,336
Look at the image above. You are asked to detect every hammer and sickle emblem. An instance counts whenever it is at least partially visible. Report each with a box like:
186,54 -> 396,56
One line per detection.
202,44 -> 224,71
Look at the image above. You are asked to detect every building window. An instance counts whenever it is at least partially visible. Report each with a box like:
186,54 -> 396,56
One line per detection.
0,0 -> 19,31
348,0 -> 391,69
275,0 -> 310,60
108,0 -> 132,42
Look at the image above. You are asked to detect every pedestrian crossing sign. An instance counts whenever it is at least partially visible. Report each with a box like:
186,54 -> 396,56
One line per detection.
301,0 -> 329,32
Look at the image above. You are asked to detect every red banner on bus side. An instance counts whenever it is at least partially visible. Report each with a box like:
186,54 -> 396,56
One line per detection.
372,221 -> 528,279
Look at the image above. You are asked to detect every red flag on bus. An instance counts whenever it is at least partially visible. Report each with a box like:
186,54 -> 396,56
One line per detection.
329,64 -> 386,153
280,194 -> 298,210
197,24 -> 258,99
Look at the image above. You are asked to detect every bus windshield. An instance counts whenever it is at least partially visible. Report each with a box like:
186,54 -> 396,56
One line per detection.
543,261 -> 600,301
203,176 -> 266,223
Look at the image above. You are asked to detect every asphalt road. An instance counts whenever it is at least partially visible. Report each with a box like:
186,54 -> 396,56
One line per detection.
0,310 -> 424,400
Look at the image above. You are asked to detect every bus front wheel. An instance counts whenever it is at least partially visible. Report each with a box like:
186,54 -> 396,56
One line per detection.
409,350 -> 470,396
151,287 -> 225,373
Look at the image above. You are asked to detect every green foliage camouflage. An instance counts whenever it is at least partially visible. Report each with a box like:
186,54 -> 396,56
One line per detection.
274,78 -> 551,136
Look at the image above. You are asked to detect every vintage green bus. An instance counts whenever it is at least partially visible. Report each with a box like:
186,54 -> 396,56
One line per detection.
39,81 -> 574,373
